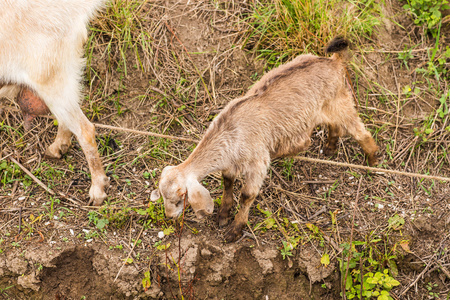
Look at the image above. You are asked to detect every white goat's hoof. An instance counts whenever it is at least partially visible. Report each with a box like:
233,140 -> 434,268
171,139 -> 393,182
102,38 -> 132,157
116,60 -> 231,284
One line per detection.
88,176 -> 110,206
45,142 -> 70,159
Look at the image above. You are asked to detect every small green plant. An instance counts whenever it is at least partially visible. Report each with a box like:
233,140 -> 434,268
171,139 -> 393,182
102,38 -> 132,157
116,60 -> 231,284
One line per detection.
0,160 -> 32,187
87,211 -> 109,231
344,269 -> 400,299
153,240 -> 171,251
98,205 -> 131,228
402,0 -> 450,36
279,240 -> 293,260
253,204 -> 277,232
339,221 -> 404,300
281,158 -> 295,180
143,169 -> 156,179
322,180 -> 339,199
426,282 -> 440,298
135,198 -> 166,227
398,48 -> 414,70
0,285 -> 14,296
142,270 -> 152,291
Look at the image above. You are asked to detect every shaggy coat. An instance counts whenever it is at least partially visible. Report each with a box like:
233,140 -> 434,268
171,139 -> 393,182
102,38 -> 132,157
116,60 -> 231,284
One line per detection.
0,0 -> 109,205
153,37 -> 379,242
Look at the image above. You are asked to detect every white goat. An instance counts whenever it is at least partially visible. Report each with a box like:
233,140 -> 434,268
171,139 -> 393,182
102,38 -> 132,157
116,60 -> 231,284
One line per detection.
0,0 -> 109,205
152,37 -> 379,242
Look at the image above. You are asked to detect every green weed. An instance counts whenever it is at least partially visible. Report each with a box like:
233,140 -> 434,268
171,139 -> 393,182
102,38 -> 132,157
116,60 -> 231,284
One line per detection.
279,240 -> 294,260
339,215 -> 405,299
402,0 -> 450,36
135,198 -> 166,228
0,161 -> 32,188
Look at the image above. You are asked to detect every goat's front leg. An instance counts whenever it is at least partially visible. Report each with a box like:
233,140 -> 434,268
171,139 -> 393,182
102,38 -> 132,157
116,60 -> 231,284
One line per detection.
75,116 -> 110,205
47,98 -> 109,205
217,173 -> 235,227
224,168 -> 266,242
224,192 -> 257,242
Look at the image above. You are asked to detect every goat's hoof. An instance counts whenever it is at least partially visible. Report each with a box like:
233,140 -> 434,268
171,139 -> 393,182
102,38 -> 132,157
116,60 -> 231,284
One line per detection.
224,223 -> 243,243
88,191 -> 107,206
217,215 -> 229,227
45,143 -> 70,159
367,153 -> 379,167
323,146 -> 337,156
88,177 -> 109,206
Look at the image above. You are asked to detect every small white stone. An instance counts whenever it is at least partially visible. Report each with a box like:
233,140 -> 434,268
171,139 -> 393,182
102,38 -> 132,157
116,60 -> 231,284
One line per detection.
18,196 -> 26,201
86,239 -> 93,243
377,204 -> 384,209
82,229 -> 90,234
158,231 -> 165,239
70,229 -> 74,236
53,216 -> 58,220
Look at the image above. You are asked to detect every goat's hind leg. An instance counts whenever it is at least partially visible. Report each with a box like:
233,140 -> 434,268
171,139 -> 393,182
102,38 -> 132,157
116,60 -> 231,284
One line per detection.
339,108 -> 378,166
217,172 -> 235,227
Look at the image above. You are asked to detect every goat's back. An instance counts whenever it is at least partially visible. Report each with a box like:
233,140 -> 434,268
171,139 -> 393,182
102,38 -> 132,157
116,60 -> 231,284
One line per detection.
207,54 -> 348,161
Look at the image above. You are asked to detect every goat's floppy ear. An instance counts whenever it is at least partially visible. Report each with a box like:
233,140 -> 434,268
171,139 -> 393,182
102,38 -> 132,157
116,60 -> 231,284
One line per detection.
186,179 -> 214,218
150,189 -> 161,202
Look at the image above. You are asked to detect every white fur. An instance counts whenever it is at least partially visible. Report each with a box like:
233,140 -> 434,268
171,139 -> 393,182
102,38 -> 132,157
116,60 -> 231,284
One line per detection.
0,0 -> 109,205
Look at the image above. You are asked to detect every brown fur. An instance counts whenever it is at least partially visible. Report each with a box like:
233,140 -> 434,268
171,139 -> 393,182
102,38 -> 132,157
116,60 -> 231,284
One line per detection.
155,38 -> 379,242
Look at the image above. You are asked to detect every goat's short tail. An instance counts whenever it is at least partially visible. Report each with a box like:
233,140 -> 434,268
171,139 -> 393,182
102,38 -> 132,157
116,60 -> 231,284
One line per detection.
325,36 -> 350,62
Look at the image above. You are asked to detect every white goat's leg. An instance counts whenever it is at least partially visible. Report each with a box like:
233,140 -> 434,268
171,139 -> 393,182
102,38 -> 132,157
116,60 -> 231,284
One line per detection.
67,112 -> 109,205
45,123 -> 73,159
37,83 -> 109,205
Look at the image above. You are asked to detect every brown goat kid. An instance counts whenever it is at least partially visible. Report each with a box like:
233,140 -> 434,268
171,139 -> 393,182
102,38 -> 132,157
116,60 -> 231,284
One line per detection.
152,37 -> 379,242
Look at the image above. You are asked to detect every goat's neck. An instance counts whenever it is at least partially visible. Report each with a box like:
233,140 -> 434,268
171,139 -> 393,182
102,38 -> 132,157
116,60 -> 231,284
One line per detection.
180,141 -> 228,181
